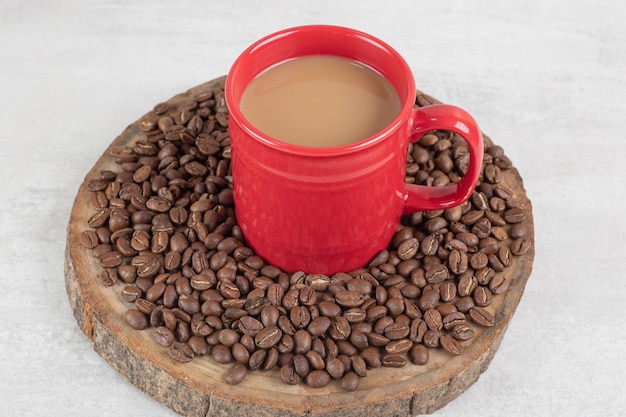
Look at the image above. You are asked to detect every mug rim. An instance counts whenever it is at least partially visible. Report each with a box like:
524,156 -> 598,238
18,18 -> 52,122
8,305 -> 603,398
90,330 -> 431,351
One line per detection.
225,24 -> 416,157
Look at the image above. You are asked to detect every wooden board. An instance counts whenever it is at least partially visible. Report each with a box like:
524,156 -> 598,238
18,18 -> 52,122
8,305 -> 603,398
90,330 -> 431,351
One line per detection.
65,76 -> 534,416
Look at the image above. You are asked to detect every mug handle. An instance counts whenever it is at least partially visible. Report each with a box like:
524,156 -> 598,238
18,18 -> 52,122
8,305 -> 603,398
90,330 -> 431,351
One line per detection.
403,104 -> 484,214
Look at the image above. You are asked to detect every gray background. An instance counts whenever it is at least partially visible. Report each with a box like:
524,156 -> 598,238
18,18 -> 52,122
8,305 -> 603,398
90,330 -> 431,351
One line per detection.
1,0 -> 624,415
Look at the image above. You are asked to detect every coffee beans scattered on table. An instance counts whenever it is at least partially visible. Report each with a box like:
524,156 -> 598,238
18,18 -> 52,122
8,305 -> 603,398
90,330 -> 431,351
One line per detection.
80,80 -> 531,390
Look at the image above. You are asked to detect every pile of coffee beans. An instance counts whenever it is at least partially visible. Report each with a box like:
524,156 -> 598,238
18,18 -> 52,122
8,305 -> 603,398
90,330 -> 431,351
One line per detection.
80,79 -> 531,390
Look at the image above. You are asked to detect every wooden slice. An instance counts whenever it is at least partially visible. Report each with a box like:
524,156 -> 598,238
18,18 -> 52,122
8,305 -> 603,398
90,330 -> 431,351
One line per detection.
65,76 -> 534,416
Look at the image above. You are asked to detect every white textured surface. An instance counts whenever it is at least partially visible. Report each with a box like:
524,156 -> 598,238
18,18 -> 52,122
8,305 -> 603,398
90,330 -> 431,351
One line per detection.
1,1 -> 625,416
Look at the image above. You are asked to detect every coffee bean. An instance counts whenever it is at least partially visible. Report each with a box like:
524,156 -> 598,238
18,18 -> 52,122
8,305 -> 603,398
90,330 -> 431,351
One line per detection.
308,316 -> 331,337
382,353 -> 408,368
305,349 -> 325,370
423,329 -> 441,347
360,347 -> 382,368
255,325 -> 282,349
293,329 -> 312,354
248,349 -> 267,370
448,249 -> 468,275
224,362 -> 247,385
440,334 -> 463,355
154,326 -> 175,347
443,311 -> 466,330
326,356 -> 346,379
169,342 -> 194,363
306,370 -> 331,388
457,273 -> 478,298
293,354 -> 310,377
419,234 -> 439,256
125,309 -> 148,330
424,262 -> 448,284
280,364 -> 301,385
511,235 -> 532,255
504,207 -> 526,223
489,274 -> 510,295
335,290 -> 365,308
473,286 -> 493,307
469,306 -> 495,327
408,344 -> 429,365
398,237 -> 419,260
451,324 -> 475,341
328,316 -> 351,340
419,285 -> 440,311
340,371 -> 360,391
440,281 -> 457,302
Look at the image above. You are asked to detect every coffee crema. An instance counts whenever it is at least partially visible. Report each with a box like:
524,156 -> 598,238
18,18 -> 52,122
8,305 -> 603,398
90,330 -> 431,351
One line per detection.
240,55 -> 401,148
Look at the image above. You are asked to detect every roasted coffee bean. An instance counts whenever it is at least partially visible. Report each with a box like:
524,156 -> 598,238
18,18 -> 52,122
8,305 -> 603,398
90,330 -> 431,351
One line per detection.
398,237 -> 419,260
409,318 -> 427,343
439,281 -> 457,302
224,362 -> 248,385
125,309 -> 148,330
511,235 -> 532,255
255,325 -> 282,349
489,274 -> 510,295
280,364 -> 301,385
326,356 -> 346,379
423,329 -> 441,347
306,370 -> 331,388
474,268 -> 494,286
419,285 -> 440,311
340,371 -> 360,391
504,207 -> 526,223
382,353 -> 407,368
451,324 -> 475,341
440,334 -> 463,355
335,290 -> 365,308
473,286 -> 493,307
293,330 -> 312,354
212,344 -> 233,364
408,344 -> 429,365
457,273 -> 478,298
308,316 -> 331,337
351,356 -> 367,377
448,249 -> 468,275
360,347 -> 382,368
305,349 -> 325,370
316,301 -> 340,318
424,262 -> 448,284
455,296 -> 475,314
169,342 -> 194,363
443,311 -> 466,330
469,306 -> 495,327
121,285 -> 142,302
290,305 -> 311,329
328,316 -> 351,340
260,305 -> 280,327
278,315 -> 296,336
385,338 -> 413,354
293,354 -> 310,377
419,234 -> 439,256
423,309 -> 443,331
470,252 -> 489,270
80,230 -> 99,248
154,326 -> 175,347
248,349 -> 267,370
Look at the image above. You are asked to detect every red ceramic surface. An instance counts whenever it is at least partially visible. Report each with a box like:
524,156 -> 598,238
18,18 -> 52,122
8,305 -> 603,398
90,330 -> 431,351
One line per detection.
225,25 -> 483,274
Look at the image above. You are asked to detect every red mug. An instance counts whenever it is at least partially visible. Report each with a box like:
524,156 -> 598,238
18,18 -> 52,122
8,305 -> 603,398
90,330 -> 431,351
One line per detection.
225,25 -> 483,274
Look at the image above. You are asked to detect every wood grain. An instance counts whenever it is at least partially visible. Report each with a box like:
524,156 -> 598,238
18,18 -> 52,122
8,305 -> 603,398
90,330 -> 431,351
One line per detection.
65,77 -> 534,416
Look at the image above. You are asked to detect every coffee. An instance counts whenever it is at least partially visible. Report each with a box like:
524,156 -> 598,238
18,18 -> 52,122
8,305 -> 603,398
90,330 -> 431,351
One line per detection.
240,55 -> 401,147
